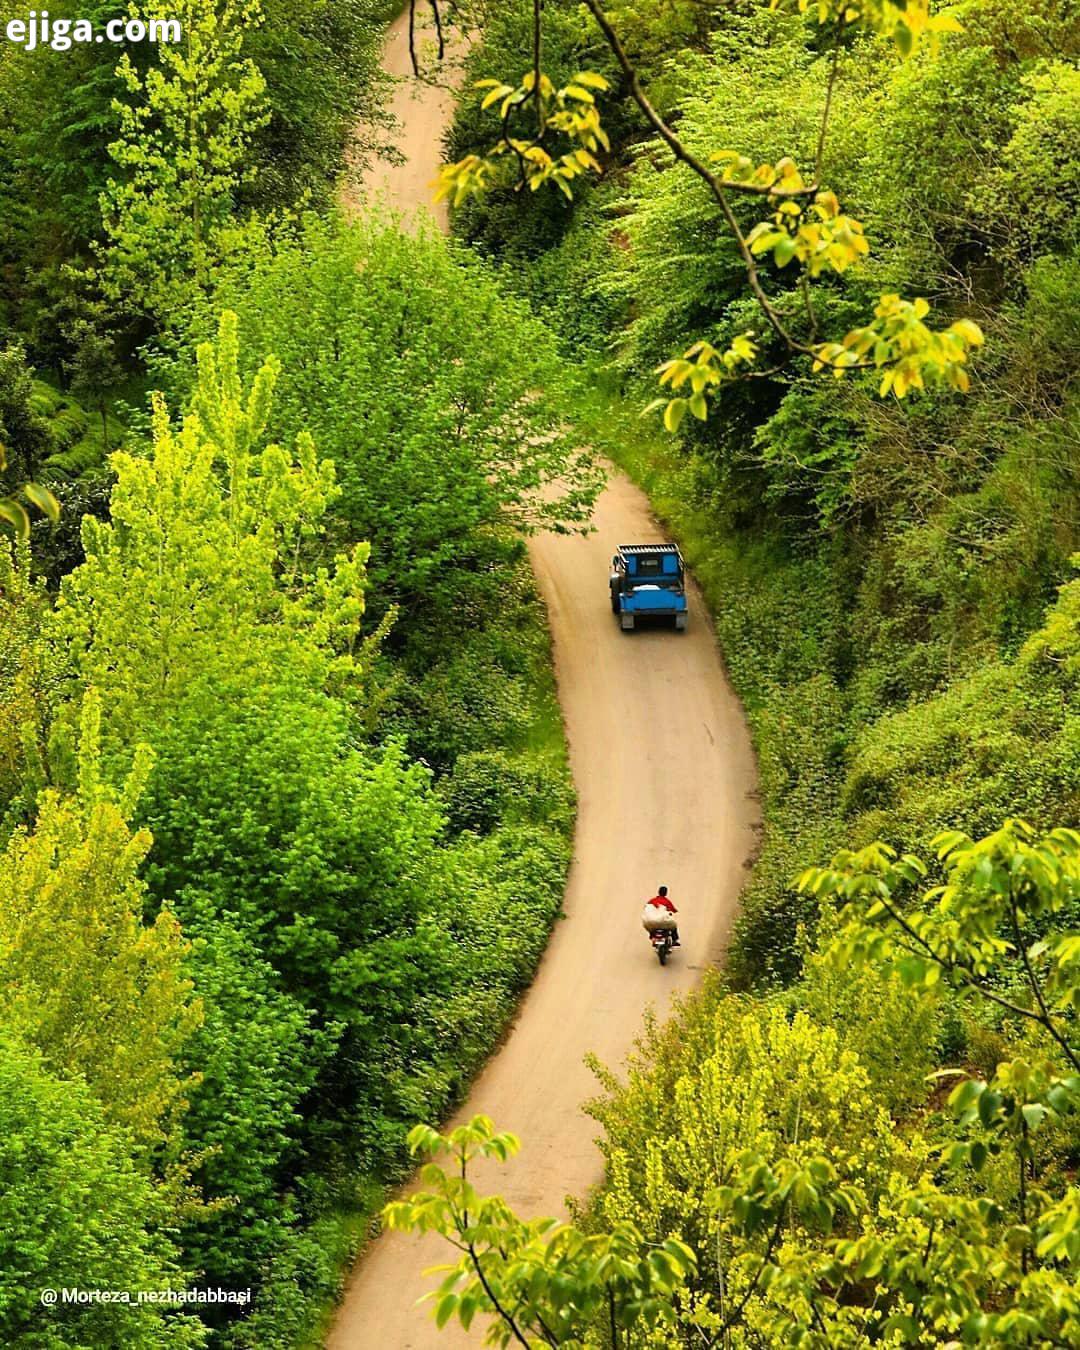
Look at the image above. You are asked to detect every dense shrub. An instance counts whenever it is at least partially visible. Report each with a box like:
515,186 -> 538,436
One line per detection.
0,1031 -> 204,1349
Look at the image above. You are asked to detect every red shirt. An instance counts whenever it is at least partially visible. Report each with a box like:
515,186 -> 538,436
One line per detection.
647,894 -> 677,913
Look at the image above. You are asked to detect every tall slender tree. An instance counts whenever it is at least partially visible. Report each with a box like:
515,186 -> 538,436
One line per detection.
100,0 -> 268,317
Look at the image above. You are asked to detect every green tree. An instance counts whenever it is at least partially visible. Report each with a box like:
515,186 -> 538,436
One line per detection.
591,996 -> 900,1345
53,309 -> 352,742
0,0 -> 131,326
385,1115 -> 697,1348
100,0 -> 269,316
245,0 -> 394,210
176,916 -> 329,1298
150,215 -> 602,630
796,819 -> 1080,1344
400,822 -> 1080,1348
0,693 -> 201,1151
0,1029 -> 205,1350
0,341 -> 54,480
65,313 -> 124,453
430,0 -> 984,411
48,310 -> 561,1335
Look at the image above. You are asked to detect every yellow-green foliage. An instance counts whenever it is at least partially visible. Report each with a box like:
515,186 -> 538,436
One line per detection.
797,921 -> 939,1117
34,298 -> 576,1343
52,310 -> 362,746
591,997 -> 909,1343
445,0 -> 983,412
384,1114 -> 697,1347
843,570 -> 1080,845
0,704 -> 200,1149
0,1030 -> 206,1349
101,0 -> 269,315
414,823 -> 1078,1347
970,62 -> 1080,262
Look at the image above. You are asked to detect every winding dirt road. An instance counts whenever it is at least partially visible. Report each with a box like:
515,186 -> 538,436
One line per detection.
330,12 -> 759,1347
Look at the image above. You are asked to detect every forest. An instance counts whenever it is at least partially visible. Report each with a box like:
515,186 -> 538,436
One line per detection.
1,0 -> 1078,1347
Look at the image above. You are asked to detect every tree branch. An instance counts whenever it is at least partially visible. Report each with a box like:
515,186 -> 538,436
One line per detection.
1007,892 -> 1080,1072
722,1200 -> 787,1334
874,891 -> 1079,1049
465,1241 -> 542,1349
579,0 -> 876,375
429,0 -> 445,61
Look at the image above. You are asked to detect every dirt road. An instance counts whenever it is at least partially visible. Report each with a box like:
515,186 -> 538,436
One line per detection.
340,5 -> 457,231
329,12 -> 759,1348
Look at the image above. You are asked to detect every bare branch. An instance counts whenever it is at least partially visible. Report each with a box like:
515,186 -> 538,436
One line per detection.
429,0 -> 445,61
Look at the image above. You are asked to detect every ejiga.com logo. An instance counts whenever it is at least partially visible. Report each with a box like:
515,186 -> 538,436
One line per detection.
4,9 -> 181,52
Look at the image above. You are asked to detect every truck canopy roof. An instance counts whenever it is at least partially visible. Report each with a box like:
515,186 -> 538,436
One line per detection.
617,543 -> 681,556
616,543 -> 683,579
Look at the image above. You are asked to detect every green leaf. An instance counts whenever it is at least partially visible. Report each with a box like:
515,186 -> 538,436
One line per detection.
434,1292 -> 459,1328
1021,1103 -> 1048,1131
774,235 -> 799,267
949,1078 -> 985,1113
0,498 -> 30,538
23,482 -> 60,524
481,84 -> 514,111
663,398 -> 688,433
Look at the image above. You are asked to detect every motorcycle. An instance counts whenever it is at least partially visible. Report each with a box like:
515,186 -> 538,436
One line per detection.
649,926 -> 675,966
642,901 -> 679,966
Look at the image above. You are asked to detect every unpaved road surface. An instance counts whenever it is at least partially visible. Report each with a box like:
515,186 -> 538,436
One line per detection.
330,12 -> 759,1348
341,6 -> 458,231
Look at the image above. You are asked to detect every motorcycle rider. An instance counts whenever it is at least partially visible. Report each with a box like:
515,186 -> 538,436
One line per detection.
645,885 -> 680,946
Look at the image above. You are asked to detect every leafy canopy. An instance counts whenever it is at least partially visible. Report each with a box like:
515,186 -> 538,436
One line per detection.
426,0 -> 984,419
53,308 -> 364,745
100,0 -> 269,316
0,690 -> 200,1150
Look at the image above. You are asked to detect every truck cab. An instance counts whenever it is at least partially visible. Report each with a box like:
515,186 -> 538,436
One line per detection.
609,544 -> 688,631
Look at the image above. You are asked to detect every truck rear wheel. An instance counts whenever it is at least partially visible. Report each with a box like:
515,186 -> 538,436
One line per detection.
675,613 -> 687,631
620,614 -> 635,631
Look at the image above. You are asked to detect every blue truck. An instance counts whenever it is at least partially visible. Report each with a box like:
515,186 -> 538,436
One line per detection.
609,543 -> 688,632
